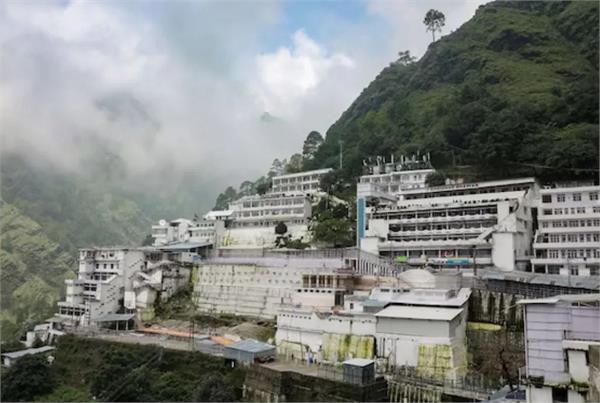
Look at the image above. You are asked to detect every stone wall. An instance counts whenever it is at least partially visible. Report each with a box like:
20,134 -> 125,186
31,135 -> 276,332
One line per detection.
243,365 -> 388,402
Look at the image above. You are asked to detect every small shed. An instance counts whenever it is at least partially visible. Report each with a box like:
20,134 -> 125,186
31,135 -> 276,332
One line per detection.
2,346 -> 56,368
342,358 -> 375,385
223,340 -> 276,365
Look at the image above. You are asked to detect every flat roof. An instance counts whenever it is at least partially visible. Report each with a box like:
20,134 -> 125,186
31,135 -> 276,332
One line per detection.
401,177 -> 536,194
343,358 -> 374,367
94,313 -> 135,322
2,346 -> 55,359
375,305 -> 463,321
517,294 -> 600,305
226,339 -> 275,353
157,242 -> 211,251
272,168 -> 332,180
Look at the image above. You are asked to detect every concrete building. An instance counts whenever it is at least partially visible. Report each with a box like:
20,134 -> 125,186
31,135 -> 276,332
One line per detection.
2,346 -> 56,368
518,294 -> 600,403
57,247 -> 145,327
359,177 -> 539,271
151,212 -> 230,247
531,184 -> 600,276
229,193 -> 311,228
276,270 -> 470,381
357,154 -> 435,199
56,246 -> 199,327
271,168 -> 332,195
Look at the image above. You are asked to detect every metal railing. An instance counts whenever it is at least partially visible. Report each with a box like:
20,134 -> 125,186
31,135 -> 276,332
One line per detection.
389,366 -> 500,395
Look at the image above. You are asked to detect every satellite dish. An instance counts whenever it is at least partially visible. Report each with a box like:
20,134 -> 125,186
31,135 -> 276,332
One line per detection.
159,219 -> 167,226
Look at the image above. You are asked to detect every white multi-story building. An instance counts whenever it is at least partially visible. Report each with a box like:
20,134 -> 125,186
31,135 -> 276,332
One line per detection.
531,184 -> 600,276
357,154 -> 435,199
518,294 -> 600,403
360,177 -> 539,271
56,246 -> 197,327
57,247 -> 145,326
151,212 -> 230,247
276,272 -> 470,380
271,168 -> 332,195
229,193 -> 311,228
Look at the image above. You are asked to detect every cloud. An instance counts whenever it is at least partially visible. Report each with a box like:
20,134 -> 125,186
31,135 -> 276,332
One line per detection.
366,0 -> 487,58
255,29 -> 354,117
0,0 -> 487,212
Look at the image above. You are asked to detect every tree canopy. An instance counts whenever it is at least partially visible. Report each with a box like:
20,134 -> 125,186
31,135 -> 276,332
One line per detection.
423,9 -> 446,41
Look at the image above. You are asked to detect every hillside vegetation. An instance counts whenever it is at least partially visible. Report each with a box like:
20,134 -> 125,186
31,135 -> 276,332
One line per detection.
0,154 -> 153,341
305,1 -> 599,182
0,335 -> 246,402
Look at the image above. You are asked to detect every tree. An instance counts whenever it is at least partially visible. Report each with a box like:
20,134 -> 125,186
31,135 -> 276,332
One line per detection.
423,9 -> 445,41
268,158 -> 285,178
302,131 -> 324,159
285,153 -> 304,174
194,374 -> 235,402
275,221 -> 288,236
214,186 -> 238,210
313,218 -> 353,248
255,177 -> 271,195
395,50 -> 416,66
425,171 -> 447,186
141,234 -> 153,246
1,355 -> 55,401
238,180 -> 255,196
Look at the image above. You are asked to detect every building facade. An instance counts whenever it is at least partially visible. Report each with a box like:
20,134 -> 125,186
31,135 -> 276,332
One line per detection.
271,168 -> 332,195
519,294 -> 600,403
360,178 -> 539,271
531,184 -> 600,276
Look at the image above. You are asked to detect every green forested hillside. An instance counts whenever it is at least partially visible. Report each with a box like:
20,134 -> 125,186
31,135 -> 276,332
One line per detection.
0,202 -> 74,340
0,154 -> 154,341
305,1 -> 599,182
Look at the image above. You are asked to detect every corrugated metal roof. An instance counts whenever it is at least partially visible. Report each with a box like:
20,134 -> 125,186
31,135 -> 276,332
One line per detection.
343,358 -> 374,367
226,339 -> 275,353
517,293 -> 600,305
2,346 -> 55,359
375,305 -> 463,321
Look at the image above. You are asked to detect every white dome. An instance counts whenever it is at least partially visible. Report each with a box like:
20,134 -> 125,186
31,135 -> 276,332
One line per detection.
399,269 -> 436,289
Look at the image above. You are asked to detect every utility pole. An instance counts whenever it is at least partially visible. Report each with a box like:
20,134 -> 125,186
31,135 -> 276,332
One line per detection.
472,246 -> 478,277
338,140 -> 343,170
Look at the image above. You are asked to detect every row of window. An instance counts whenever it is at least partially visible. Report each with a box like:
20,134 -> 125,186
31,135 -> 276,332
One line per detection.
239,208 -> 305,217
240,198 -> 305,208
273,174 -> 323,184
360,173 -> 426,184
541,219 -> 600,228
95,263 -> 118,270
538,233 -> 600,243
543,206 -> 600,215
232,219 -> 306,227
542,192 -> 599,203
544,249 -> 600,259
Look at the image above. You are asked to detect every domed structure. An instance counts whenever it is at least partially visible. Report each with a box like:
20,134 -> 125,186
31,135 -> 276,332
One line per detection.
399,269 -> 436,289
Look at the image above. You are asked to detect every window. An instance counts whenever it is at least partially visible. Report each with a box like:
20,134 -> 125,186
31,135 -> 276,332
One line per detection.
557,194 -> 566,203
542,195 -> 552,203
549,250 -> 559,259
573,193 -> 582,202
590,192 -> 599,201
554,208 -> 562,215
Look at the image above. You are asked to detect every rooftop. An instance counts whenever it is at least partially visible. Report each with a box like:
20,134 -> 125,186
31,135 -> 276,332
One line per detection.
272,168 -> 332,180
375,305 -> 463,321
94,313 -> 136,322
343,358 -> 374,367
156,242 -> 211,251
226,339 -> 275,353
2,346 -> 56,359
517,293 -> 600,305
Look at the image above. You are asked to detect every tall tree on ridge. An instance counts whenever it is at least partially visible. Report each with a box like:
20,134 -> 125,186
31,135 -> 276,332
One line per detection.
423,9 -> 446,41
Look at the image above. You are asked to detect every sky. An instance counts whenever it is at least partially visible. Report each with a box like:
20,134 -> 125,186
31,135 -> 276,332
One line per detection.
0,0 -> 487,205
